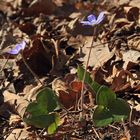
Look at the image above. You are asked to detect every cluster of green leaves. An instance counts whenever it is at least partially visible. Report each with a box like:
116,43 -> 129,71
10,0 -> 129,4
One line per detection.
23,88 -> 61,134
77,66 -> 131,126
23,66 -> 130,135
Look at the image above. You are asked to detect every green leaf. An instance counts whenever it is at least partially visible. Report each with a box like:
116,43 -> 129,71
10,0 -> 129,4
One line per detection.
24,112 -> 60,130
27,87 -> 60,115
77,66 -> 92,84
77,66 -> 101,93
92,105 -> 113,127
90,81 -> 101,94
23,88 -> 61,134
36,87 -> 60,113
47,113 -> 60,135
109,98 -> 131,122
96,86 -> 116,107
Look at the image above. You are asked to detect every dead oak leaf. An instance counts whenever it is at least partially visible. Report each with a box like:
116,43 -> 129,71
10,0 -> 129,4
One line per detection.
3,90 -> 29,118
52,77 -> 81,108
22,0 -> 56,16
111,70 -> 132,92
5,128 -> 33,140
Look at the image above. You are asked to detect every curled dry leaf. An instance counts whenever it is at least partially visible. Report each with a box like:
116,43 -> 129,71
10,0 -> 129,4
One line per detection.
111,70 -> 132,92
18,38 -> 52,77
3,84 -> 43,118
128,36 -> 140,51
52,77 -> 81,108
18,22 -> 36,35
114,18 -> 131,28
23,84 -> 43,101
52,77 -> 69,96
124,6 -> 139,21
3,90 -> 29,118
9,114 -> 21,125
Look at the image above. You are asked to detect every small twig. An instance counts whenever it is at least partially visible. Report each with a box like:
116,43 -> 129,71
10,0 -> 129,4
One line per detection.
51,39 -> 59,58
62,106 -> 76,120
122,120 -> 131,140
38,128 -> 46,136
20,51 -> 44,86
109,124 -> 120,131
92,127 -> 101,140
129,105 -> 133,127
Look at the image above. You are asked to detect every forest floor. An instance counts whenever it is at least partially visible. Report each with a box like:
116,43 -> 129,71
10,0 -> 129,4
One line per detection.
0,0 -> 140,140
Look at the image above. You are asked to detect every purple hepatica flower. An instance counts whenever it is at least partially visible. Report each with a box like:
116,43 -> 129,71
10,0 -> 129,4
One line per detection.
8,41 -> 26,55
81,12 -> 105,26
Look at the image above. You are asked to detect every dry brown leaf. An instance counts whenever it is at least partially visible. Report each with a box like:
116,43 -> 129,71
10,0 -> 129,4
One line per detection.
3,90 -> 29,118
119,0 -> 129,5
111,70 -> 132,92
114,18 -> 131,27
18,38 -> 52,77
134,104 -> 140,112
52,77 -> 82,108
124,6 -> 139,21
22,0 -> 56,16
129,0 -> 140,8
131,125 -> 140,139
5,128 -> 32,140
119,137 -> 128,140
0,1 -> 13,13
81,36 -> 115,68
128,36 -> 140,51
52,77 -> 69,96
50,51 -> 69,76
3,83 -> 43,119
9,114 -> 21,125
23,84 -> 43,101
18,22 -> 36,35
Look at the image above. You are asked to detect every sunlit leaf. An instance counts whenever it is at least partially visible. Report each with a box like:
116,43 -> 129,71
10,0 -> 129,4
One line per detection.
96,86 -> 116,107
90,81 -> 101,93
77,65 -> 92,84
77,66 -> 101,93
48,113 -> 60,135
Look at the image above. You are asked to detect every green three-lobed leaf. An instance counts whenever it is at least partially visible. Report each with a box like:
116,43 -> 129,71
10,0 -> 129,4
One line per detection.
23,87 -> 61,134
77,66 -> 131,127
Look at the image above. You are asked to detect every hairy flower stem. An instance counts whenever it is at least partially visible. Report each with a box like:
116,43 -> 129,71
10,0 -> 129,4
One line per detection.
80,27 -> 96,117
20,52 -> 44,86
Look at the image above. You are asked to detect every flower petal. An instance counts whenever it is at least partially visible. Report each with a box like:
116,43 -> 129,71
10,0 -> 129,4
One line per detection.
96,12 -> 105,24
8,48 -> 19,54
80,21 -> 93,25
87,14 -> 96,22
19,41 -> 26,50
8,41 -> 26,55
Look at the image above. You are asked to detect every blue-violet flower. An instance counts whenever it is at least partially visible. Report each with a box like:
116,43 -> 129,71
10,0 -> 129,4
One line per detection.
8,41 -> 26,55
81,12 -> 105,26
